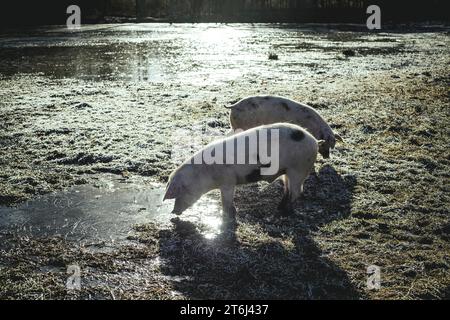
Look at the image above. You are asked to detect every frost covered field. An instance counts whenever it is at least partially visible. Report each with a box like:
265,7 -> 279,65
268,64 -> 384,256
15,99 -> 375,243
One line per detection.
0,23 -> 449,299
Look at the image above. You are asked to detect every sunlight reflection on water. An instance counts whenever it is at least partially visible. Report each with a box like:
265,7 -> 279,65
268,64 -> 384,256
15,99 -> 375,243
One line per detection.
0,176 -> 223,244
180,196 -> 223,240
1,23 -> 437,86
0,24 -> 264,84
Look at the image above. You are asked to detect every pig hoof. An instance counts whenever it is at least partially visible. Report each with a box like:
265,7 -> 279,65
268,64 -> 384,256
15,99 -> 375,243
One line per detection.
225,206 -> 237,218
223,209 -> 237,225
277,202 -> 291,212
223,216 -> 237,229
278,204 -> 294,217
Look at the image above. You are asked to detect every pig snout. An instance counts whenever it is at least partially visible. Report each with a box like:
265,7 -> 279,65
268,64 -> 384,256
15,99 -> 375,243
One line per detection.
172,198 -> 187,215
319,146 -> 330,159
320,150 -> 330,159
171,191 -> 202,216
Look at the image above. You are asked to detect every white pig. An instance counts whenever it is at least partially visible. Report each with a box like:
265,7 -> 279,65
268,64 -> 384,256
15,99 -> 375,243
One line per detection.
226,95 -> 343,159
164,123 -> 324,218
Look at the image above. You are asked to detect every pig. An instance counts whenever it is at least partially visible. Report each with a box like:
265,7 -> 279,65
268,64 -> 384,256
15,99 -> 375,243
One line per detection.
164,123 -> 324,218
226,95 -> 343,159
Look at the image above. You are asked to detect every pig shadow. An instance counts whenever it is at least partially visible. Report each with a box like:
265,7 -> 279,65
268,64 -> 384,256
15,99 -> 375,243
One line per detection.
157,165 -> 362,299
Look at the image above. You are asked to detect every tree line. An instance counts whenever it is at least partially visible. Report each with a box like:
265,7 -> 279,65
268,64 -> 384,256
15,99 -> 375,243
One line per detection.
133,0 -> 447,22
0,0 -> 447,26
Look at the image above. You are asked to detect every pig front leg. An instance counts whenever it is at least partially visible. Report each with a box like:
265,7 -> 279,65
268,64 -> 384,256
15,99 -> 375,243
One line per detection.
310,165 -> 320,182
220,185 -> 237,220
278,175 -> 293,215
278,170 -> 309,216
278,193 -> 293,215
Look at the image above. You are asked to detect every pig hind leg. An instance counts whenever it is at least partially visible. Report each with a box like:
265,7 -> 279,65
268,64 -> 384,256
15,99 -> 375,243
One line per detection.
278,175 -> 293,215
221,185 -> 237,220
279,169 -> 310,215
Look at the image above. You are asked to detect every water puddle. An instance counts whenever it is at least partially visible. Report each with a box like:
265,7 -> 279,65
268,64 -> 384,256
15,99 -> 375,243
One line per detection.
0,176 -> 222,244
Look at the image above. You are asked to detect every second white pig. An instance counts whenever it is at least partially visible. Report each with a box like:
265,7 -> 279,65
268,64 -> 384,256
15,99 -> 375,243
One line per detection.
164,123 -> 323,218
226,95 -> 343,158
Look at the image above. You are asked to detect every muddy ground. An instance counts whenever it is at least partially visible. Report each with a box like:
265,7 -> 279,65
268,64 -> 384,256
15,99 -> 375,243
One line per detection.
0,23 -> 449,300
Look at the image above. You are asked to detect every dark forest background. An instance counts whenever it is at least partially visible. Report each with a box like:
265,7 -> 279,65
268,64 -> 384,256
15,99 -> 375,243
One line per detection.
0,0 -> 448,26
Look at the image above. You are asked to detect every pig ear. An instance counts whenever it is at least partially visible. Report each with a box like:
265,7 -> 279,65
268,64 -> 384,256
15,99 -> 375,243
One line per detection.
163,178 -> 184,201
317,140 -> 326,147
334,132 -> 345,143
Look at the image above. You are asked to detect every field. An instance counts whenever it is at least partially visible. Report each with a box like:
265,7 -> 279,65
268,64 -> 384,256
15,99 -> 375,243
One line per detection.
0,23 -> 449,299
